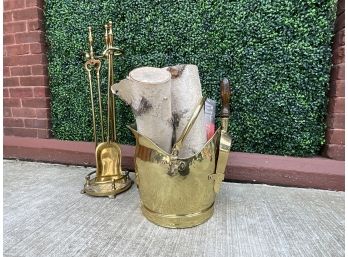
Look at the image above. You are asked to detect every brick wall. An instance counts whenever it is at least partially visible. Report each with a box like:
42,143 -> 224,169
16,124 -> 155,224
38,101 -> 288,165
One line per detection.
3,0 -> 51,138
322,0 -> 345,161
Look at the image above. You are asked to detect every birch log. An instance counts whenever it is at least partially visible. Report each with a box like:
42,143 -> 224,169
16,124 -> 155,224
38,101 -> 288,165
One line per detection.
111,67 -> 173,153
166,64 -> 207,158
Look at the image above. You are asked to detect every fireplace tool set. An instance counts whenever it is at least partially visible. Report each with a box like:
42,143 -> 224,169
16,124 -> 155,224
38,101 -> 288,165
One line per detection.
81,21 -> 232,228
81,22 -> 132,198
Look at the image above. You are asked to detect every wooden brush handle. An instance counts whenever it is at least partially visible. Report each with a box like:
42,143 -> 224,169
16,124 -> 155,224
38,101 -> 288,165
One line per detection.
220,78 -> 231,118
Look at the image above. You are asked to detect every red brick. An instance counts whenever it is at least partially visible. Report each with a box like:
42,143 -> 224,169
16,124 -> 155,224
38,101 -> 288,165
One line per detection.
322,144 -> 345,161
4,34 -> 15,45
10,66 -> 32,76
12,7 -> 43,21
31,64 -> 47,75
337,0 -> 345,16
4,98 -> 21,107
332,46 -> 345,65
37,129 -> 50,138
4,0 -> 26,10
333,29 -> 345,50
15,31 -> 44,44
30,43 -> 45,54
12,107 -> 36,118
4,107 -> 12,117
4,77 -> 20,87
4,11 -> 13,22
328,97 -> 345,113
4,66 -> 11,77
21,97 -> 50,108
4,21 -> 27,34
9,87 -> 33,97
27,19 -> 42,31
335,12 -> 345,33
33,87 -> 49,97
327,113 -> 345,129
24,118 -> 49,129
4,118 -> 24,127
329,80 -> 345,97
20,76 -> 48,87
330,64 -> 345,81
3,88 -> 10,97
326,129 -> 345,145
5,44 -> 30,56
26,0 -> 43,8
4,127 -> 37,137
36,108 -> 50,119
4,54 -> 47,66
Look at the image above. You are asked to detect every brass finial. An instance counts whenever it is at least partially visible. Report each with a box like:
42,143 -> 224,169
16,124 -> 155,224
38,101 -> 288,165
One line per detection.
108,21 -> 113,47
88,26 -> 94,60
104,24 -> 109,46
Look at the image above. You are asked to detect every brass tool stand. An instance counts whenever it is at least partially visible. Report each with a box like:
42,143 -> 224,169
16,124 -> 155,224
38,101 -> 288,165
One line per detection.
81,22 -> 132,199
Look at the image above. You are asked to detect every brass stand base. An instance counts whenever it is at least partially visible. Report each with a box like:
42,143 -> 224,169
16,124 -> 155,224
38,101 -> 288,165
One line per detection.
141,203 -> 214,228
81,170 -> 132,198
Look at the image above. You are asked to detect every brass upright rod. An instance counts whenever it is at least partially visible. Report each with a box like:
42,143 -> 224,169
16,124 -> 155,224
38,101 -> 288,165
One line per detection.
86,68 -> 97,145
85,27 -> 97,146
88,26 -> 105,143
105,24 -> 111,143
88,27 -> 94,59
95,64 -> 104,142
108,21 -> 117,142
105,21 -> 116,143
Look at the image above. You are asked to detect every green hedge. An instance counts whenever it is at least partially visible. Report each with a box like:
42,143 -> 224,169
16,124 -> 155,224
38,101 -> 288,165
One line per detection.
45,0 -> 337,156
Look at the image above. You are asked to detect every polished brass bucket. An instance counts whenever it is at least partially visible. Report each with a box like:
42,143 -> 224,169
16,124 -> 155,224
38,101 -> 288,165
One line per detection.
128,79 -> 232,228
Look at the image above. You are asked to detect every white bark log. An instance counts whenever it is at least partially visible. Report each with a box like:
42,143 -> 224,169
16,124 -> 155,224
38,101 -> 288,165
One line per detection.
111,67 -> 173,153
166,64 -> 207,158
112,65 -> 207,158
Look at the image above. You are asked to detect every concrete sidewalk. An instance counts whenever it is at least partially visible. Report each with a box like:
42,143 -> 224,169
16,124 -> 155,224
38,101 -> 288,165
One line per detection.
3,160 -> 345,257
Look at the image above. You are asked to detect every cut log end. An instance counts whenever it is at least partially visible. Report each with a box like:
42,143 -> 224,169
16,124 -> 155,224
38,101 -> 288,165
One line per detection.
130,67 -> 171,84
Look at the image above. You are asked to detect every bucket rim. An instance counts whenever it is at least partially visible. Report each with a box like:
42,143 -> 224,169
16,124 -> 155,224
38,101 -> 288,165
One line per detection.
127,124 -> 221,160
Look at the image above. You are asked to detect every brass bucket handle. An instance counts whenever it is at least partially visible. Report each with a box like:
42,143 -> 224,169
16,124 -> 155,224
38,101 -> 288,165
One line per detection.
170,97 -> 206,156
168,97 -> 206,176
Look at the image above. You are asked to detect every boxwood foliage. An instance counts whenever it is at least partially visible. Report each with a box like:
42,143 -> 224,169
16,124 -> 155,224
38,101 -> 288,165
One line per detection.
45,0 -> 336,156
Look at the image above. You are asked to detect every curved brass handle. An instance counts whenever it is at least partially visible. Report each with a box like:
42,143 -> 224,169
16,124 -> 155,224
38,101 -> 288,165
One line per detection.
84,59 -> 101,71
84,62 -> 93,72
171,97 -> 206,156
102,47 -> 124,58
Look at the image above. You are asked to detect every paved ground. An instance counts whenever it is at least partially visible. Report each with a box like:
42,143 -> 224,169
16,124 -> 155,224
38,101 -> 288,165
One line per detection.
3,160 -> 345,257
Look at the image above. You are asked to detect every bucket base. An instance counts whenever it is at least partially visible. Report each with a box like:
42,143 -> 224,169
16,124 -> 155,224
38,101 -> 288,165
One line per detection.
81,170 -> 132,198
141,203 -> 214,228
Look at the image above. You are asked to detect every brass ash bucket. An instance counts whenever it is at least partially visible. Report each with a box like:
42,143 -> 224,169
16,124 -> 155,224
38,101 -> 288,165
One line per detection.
128,79 -> 232,228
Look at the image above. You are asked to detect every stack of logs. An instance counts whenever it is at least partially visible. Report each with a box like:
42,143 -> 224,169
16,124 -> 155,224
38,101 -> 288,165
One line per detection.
112,64 -> 207,158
